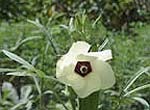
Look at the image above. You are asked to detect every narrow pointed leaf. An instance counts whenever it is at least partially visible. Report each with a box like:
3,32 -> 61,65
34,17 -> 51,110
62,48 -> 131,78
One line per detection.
2,50 -> 34,69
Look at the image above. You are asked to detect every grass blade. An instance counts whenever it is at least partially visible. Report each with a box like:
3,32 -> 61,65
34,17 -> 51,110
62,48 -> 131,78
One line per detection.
124,67 -> 150,92
0,68 -> 17,73
2,50 -> 34,69
124,84 -> 150,97
32,76 -> 41,95
98,38 -> 109,51
11,36 -> 42,51
6,71 -> 32,77
132,97 -> 150,110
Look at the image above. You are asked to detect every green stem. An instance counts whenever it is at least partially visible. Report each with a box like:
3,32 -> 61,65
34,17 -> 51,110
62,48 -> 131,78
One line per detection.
68,87 -> 77,110
79,91 -> 99,110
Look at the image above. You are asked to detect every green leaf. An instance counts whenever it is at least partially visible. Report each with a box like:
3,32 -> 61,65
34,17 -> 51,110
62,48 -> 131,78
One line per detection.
68,87 -> 77,110
11,36 -> 42,51
2,50 -> 34,69
123,67 -> 150,92
32,76 -> 41,95
21,85 -> 32,100
27,19 -> 43,28
92,15 -> 101,28
0,68 -> 17,73
53,92 -> 69,110
10,100 -> 27,110
27,19 -> 59,54
6,71 -> 32,77
132,97 -> 150,110
124,84 -> 150,97
98,38 -> 109,51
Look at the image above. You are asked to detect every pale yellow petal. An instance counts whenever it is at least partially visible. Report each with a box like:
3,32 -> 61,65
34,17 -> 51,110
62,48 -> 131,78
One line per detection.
56,46 -> 115,98
68,41 -> 91,55
56,61 -> 85,90
73,54 -> 101,98
93,59 -> 115,89
73,72 -> 101,98
86,50 -> 112,61
73,54 -> 115,98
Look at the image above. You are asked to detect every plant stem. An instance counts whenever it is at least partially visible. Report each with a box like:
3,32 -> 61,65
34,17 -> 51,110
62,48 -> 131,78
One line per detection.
68,87 -> 77,110
79,91 -> 99,110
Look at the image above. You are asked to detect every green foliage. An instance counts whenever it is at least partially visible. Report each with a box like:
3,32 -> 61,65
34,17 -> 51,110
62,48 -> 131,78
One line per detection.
0,0 -> 52,21
0,0 -> 149,30
0,0 -> 28,21
0,11 -> 150,110
101,0 -> 150,30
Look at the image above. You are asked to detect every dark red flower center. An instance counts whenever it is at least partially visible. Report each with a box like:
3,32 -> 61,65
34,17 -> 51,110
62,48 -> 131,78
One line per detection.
74,61 -> 92,77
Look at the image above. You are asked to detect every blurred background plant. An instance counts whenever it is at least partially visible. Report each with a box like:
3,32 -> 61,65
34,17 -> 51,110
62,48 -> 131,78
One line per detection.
0,0 -> 150,30
0,0 -> 150,110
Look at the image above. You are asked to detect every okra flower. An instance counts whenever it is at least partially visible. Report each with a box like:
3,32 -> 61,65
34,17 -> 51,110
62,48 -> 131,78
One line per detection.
56,41 -> 115,98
